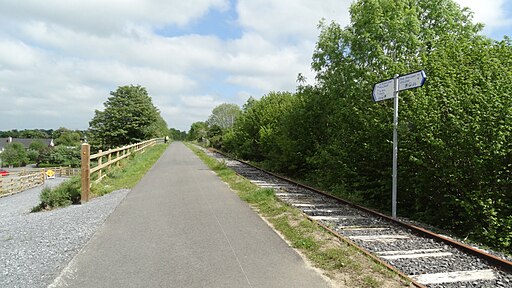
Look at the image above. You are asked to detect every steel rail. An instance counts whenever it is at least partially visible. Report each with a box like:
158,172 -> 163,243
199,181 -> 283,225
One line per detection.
304,214 -> 426,288
210,148 -> 512,274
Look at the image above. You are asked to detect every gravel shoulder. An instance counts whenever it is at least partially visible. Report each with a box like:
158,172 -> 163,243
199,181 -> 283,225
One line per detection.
0,179 -> 130,288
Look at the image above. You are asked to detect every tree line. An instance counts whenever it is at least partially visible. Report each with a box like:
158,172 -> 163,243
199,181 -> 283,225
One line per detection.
1,85 -> 173,167
190,0 -> 511,252
0,128 -> 85,167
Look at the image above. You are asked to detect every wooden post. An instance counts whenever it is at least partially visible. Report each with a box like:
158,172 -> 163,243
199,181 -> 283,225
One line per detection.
108,152 -> 112,171
81,143 -> 90,203
98,150 -> 102,181
116,151 -> 120,167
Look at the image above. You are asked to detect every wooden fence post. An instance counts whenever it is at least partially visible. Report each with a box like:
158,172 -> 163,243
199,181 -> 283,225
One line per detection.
81,143 -> 90,203
98,150 -> 102,181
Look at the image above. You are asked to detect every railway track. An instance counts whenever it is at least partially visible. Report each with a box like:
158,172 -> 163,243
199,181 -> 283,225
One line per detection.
202,148 -> 512,288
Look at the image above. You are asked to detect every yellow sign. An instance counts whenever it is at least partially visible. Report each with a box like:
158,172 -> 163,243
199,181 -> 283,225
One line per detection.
46,169 -> 55,178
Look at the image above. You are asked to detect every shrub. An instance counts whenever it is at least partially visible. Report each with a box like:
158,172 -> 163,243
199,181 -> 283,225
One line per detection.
37,177 -> 81,209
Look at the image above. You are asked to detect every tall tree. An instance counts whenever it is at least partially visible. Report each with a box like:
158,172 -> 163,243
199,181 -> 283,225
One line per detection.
88,85 -> 167,149
295,0 -> 511,249
55,130 -> 82,146
187,121 -> 208,142
207,103 -> 241,130
0,143 -> 28,167
169,128 -> 187,141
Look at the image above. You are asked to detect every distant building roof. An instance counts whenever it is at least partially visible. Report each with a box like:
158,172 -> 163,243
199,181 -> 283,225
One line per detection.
0,137 -> 54,152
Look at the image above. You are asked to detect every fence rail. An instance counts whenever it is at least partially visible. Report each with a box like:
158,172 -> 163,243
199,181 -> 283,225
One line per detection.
0,167 -> 80,197
80,138 -> 162,203
0,171 -> 45,196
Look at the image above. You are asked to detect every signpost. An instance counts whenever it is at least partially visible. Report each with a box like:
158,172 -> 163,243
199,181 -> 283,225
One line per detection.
373,70 -> 426,218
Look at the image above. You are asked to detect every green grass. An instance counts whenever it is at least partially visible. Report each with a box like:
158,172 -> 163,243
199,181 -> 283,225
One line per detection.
187,143 -> 412,287
32,144 -> 168,211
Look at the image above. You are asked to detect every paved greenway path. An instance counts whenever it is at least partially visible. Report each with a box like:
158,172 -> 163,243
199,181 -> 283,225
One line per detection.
51,142 -> 330,288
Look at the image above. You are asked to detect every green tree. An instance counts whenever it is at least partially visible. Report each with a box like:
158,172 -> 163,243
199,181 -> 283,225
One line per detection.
28,140 -> 46,163
187,121 -> 208,142
0,143 -> 28,167
89,85 -> 167,149
55,131 -> 81,147
38,146 -> 81,167
29,140 -> 45,152
288,0 -> 511,250
169,128 -> 187,141
227,92 -> 295,164
215,0 -> 510,251
19,129 -> 50,139
207,103 -> 241,130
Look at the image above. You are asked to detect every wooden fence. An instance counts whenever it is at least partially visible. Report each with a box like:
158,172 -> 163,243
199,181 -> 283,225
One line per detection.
80,138 -> 162,203
0,167 -> 80,197
0,171 -> 45,196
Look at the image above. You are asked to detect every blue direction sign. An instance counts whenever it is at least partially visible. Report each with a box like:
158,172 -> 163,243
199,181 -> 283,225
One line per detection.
372,78 -> 394,102
398,70 -> 426,91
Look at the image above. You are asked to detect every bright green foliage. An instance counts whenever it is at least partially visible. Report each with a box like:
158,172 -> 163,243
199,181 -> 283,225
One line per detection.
272,0 -> 512,251
225,92 -> 295,166
29,140 -> 45,152
54,128 -> 82,146
37,177 -> 82,209
207,103 -> 241,130
206,124 -> 223,149
47,145 -> 80,167
187,121 -> 208,142
0,143 -> 28,167
27,140 -> 45,162
37,146 -> 81,167
209,0 -> 511,251
89,85 -> 168,149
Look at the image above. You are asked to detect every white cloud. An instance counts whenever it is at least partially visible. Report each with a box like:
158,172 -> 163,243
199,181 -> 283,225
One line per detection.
236,0 -> 351,41
454,0 -> 512,28
2,0 -> 507,132
0,39 -> 41,69
0,0 -> 229,35
0,1 -> 352,131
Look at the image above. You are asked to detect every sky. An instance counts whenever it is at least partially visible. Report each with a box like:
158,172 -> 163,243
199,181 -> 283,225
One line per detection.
0,0 -> 511,132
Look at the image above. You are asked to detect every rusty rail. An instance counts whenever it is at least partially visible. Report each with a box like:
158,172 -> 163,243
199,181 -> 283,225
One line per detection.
211,148 -> 512,274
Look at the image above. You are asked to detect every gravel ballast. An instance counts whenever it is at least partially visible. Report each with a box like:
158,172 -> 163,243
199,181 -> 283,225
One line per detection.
0,179 -> 130,288
203,148 -> 512,288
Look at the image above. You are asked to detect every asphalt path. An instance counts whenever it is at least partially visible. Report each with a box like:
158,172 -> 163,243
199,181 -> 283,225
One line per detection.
50,142 -> 330,288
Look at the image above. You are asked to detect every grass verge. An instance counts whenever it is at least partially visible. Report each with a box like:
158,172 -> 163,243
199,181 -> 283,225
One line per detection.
32,144 -> 168,212
187,143 -> 412,288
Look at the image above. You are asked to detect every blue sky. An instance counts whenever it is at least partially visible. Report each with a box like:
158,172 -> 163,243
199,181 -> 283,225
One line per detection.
0,0 -> 510,132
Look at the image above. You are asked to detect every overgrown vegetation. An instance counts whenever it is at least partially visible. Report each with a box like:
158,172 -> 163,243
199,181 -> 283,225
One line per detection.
190,0 -> 511,252
32,177 -> 82,211
188,144 -> 412,287
32,144 -> 167,211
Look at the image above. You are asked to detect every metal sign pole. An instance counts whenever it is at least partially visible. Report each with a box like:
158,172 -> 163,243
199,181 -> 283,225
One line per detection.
372,70 -> 426,219
392,74 -> 399,218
